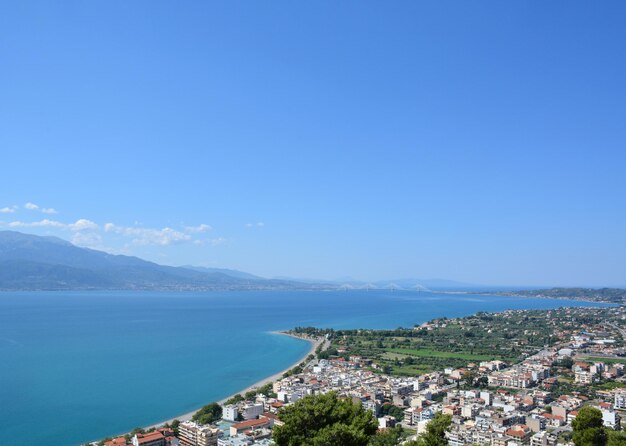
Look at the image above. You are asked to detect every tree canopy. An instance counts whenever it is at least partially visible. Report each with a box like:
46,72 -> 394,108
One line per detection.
380,403 -> 405,421
368,425 -> 405,446
406,412 -> 452,446
607,431 -> 626,446
191,402 -> 222,425
272,392 -> 378,446
224,394 -> 244,405
572,406 -> 607,446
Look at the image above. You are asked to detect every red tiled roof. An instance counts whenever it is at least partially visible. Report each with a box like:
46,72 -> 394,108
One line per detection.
136,431 -> 165,444
542,413 -> 564,421
233,417 -> 270,429
263,412 -> 279,420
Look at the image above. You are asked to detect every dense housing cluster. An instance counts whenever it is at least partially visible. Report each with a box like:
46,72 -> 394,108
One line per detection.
95,306 -> 626,446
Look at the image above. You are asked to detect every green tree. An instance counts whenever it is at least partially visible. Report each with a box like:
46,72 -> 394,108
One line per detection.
272,392 -> 378,446
225,394 -> 244,405
572,406 -> 606,446
257,382 -> 277,398
191,402 -> 222,425
406,413 -> 451,446
170,419 -> 180,435
607,431 -> 626,446
380,403 -> 405,422
368,425 -> 404,446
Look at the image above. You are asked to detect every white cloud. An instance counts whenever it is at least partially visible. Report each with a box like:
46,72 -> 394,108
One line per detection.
257,222 -> 265,227
7,219 -> 66,228
193,237 -> 227,246
210,237 -> 227,246
104,223 -> 192,246
4,218 -> 96,232
246,222 -> 265,228
23,202 -> 59,214
0,207 -> 15,214
68,219 -> 98,232
184,223 -> 213,234
71,232 -> 103,248
2,215 -> 222,250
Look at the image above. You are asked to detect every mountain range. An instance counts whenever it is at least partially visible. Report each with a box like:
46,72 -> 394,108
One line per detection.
0,230 -> 481,292
0,231 -> 327,291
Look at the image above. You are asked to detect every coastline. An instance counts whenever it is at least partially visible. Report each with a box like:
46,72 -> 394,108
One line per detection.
143,331 -> 324,430
439,290 -> 621,306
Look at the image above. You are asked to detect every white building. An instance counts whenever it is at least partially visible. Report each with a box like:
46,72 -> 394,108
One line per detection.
241,402 -> 264,420
222,405 -> 238,422
480,391 -> 492,406
179,421 -> 220,446
574,371 -> 594,384
602,409 -> 621,429
614,391 -> 626,410
378,415 -> 396,429
530,432 -> 557,446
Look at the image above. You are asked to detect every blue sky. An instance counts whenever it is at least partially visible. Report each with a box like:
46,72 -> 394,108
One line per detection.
1,1 -> 625,286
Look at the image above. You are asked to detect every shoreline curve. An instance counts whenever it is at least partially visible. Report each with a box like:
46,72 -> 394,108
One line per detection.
143,331 -> 323,430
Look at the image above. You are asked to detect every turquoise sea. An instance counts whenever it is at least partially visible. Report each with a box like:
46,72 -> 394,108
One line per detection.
0,290 -> 613,446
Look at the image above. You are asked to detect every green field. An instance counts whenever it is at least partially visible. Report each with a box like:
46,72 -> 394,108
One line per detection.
387,347 -> 502,361
389,365 -> 435,376
591,381 -> 626,391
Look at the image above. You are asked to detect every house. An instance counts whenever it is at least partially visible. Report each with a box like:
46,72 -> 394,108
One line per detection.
179,421 -> 220,446
602,409 -> 621,430
132,431 -> 165,446
223,405 -> 239,422
229,417 -> 272,437
614,390 -> 626,410
574,371 -> 594,384
541,413 -> 565,427
241,402 -> 264,420
378,415 -> 396,429
530,431 -> 557,446
526,416 -> 546,433
505,425 -> 532,445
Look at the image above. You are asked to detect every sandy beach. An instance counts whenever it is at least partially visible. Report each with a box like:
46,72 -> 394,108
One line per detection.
144,331 -> 326,430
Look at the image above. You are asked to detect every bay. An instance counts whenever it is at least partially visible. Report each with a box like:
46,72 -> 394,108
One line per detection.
0,290 -> 612,446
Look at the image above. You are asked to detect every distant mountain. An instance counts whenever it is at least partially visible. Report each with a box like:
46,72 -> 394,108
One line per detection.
0,231 -> 492,293
273,274 -> 481,291
0,231 -> 332,291
373,278 -> 481,290
272,275 -> 331,284
493,287 -> 626,304
182,266 -> 263,280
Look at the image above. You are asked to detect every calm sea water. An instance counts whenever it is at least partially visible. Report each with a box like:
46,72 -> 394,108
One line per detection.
0,290 -> 613,445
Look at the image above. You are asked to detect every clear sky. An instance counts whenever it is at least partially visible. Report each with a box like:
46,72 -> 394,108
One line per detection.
1,1 -> 625,287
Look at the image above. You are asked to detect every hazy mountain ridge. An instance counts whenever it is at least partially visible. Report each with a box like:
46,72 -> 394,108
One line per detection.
273,275 -> 479,290
0,231 -> 330,291
182,265 -> 263,280
4,231 -> 615,296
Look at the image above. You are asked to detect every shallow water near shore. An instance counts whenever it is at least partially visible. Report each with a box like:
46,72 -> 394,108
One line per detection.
0,290 -> 613,445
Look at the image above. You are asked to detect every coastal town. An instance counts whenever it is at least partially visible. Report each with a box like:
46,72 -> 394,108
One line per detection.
93,306 -> 626,446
